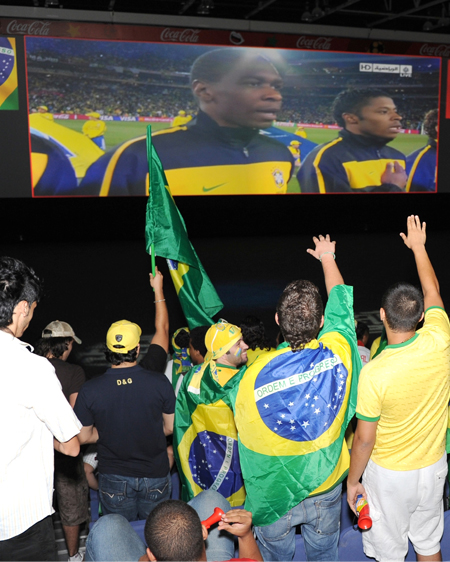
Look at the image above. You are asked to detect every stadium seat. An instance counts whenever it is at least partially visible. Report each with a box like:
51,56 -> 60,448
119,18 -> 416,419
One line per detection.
129,519 -> 146,544
171,471 -> 181,500
440,509 -> 450,561
341,490 -> 355,530
89,488 -> 100,523
339,526 -> 416,561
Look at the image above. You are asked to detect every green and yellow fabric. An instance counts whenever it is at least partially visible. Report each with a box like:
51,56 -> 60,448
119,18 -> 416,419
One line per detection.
230,285 -> 361,526
174,321 -> 246,506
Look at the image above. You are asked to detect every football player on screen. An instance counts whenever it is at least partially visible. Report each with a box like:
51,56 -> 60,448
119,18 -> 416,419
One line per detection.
405,109 -> 437,193
77,48 -> 295,196
298,89 -> 407,193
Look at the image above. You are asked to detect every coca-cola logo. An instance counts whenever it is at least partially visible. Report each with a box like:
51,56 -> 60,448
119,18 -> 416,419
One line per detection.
6,20 -> 51,36
419,43 -> 450,57
296,36 -> 332,50
160,28 -> 200,43
230,31 -> 244,45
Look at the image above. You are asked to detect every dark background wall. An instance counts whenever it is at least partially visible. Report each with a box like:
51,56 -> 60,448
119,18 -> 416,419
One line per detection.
1,21 -> 450,376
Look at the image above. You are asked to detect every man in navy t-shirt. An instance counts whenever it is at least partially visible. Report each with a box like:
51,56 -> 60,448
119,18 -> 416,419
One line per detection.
75,270 -> 175,521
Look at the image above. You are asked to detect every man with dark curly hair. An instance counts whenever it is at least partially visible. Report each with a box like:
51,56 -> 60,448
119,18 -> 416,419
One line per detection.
233,234 -> 361,561
240,314 -> 273,365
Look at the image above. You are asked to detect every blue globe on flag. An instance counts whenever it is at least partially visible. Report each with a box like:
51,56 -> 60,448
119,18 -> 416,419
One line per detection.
254,344 -> 348,442
0,38 -> 15,87
188,430 -> 243,499
0,38 -> 18,110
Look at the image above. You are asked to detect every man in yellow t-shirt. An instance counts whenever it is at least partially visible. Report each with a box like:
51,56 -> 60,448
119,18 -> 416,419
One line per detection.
82,112 -> 107,151
171,110 -> 193,128
348,215 -> 450,562
37,105 -> 54,121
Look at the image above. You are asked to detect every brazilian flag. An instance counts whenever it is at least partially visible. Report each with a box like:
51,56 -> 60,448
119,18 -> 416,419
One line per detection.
0,38 -> 18,110
145,127 -> 223,328
230,285 -> 361,526
174,363 -> 247,506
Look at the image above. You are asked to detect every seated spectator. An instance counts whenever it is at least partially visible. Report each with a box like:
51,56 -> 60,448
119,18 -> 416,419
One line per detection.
34,320 -> 88,562
85,489 -> 262,561
240,315 -> 273,365
355,320 -> 370,365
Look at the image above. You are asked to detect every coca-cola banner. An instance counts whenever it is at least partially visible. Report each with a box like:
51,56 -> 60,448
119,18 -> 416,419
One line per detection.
22,35 -> 440,197
1,17 -> 450,56
447,60 -> 450,119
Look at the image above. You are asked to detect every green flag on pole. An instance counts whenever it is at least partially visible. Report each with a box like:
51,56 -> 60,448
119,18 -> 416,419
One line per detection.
145,126 -> 223,329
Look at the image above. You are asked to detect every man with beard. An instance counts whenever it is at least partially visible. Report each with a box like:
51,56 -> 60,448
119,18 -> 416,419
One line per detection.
174,321 -> 249,507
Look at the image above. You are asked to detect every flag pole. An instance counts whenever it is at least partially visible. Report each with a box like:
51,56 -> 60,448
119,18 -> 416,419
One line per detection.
147,125 -> 156,283
151,243 -> 156,278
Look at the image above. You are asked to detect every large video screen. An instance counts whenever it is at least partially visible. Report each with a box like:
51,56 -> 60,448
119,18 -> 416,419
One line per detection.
26,37 -> 440,196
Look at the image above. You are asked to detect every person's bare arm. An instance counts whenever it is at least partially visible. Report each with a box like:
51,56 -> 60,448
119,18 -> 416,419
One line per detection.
218,509 -> 263,561
307,234 -> 344,295
347,420 -> 377,514
84,462 -> 99,491
54,434 -> 80,457
150,267 -> 169,353
400,215 -> 443,310
162,413 -> 174,436
78,425 -> 99,444
69,392 -> 78,409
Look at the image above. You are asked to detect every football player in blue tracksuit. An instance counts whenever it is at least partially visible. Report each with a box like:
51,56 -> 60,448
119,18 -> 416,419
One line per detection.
406,109 -> 437,193
78,48 -> 295,196
298,89 -> 407,193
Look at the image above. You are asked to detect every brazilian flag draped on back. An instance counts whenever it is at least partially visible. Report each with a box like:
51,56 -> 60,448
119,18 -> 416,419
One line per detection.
145,127 -> 223,328
0,38 -> 18,110
174,362 -> 247,507
230,285 -> 361,527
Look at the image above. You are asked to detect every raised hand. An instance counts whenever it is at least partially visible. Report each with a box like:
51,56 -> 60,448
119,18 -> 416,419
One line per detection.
400,215 -> 426,250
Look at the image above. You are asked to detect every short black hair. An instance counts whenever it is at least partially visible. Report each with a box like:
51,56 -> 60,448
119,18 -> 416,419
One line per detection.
0,257 -> 42,328
144,500 -> 204,561
34,336 -> 73,359
276,280 -> 323,351
189,326 -> 209,358
423,109 -> 438,139
174,328 -> 190,349
355,321 -> 369,342
104,346 -> 139,366
381,282 -> 424,332
332,88 -> 392,128
240,315 -> 271,351
190,48 -> 283,85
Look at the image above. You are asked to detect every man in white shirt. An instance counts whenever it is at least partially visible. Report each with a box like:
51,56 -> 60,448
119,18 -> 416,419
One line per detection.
0,257 -> 82,561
